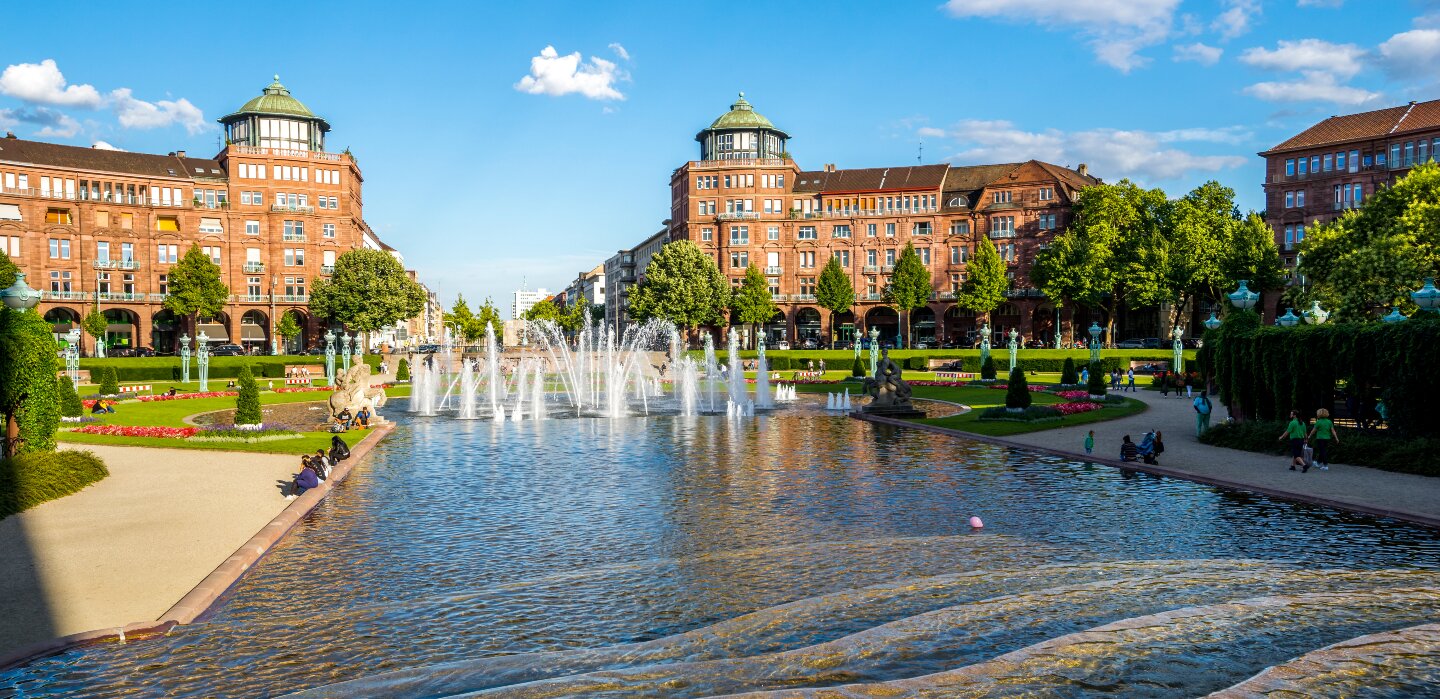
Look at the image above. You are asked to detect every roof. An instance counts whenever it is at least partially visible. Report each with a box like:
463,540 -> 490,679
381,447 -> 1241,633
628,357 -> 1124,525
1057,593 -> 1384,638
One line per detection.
793,164 -> 950,193
696,93 -> 787,139
1264,98 -> 1440,153
942,163 -> 1022,192
220,76 -> 330,131
0,136 -> 219,180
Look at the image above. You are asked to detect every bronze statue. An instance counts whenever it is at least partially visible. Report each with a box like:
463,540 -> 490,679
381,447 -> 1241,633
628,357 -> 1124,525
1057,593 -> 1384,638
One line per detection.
861,349 -> 923,416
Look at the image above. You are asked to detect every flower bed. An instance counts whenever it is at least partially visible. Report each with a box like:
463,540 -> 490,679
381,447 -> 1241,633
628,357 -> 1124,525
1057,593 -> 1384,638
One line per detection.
188,422 -> 302,443
275,386 -> 334,393
984,384 -> 1050,392
1053,401 -> 1106,415
977,405 -> 1062,422
72,425 -> 199,438
136,391 -> 238,402
1052,390 -> 1091,400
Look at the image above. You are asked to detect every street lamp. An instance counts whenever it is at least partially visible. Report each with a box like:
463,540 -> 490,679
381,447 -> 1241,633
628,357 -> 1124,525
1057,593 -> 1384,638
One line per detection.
1227,280 -> 1259,310
1303,301 -> 1329,325
324,330 -> 337,386
65,328 -> 81,388
1277,308 -> 1301,327
1382,306 -> 1409,324
1172,324 -> 1184,374
341,332 -> 353,373
197,330 -> 211,391
1411,277 -> 1440,313
0,273 -> 41,311
1203,312 -> 1222,331
1007,327 -> 1019,372
1088,322 -> 1102,366
180,333 -> 192,383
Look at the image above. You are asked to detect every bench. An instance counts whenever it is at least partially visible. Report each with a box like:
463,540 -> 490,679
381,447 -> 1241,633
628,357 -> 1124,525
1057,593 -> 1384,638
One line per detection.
1129,361 -> 1170,374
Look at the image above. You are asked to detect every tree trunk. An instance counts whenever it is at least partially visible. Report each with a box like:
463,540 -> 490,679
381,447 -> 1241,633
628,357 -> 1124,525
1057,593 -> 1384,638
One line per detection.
4,413 -> 19,459
1106,293 -> 1120,349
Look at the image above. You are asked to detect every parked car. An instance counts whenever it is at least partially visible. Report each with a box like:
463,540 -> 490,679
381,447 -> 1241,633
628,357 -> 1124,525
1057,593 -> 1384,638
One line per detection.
415,344 -> 440,353
1182,338 -> 1204,349
859,338 -> 873,350
801,338 -> 817,350
210,344 -> 246,356
913,341 -> 929,350
1142,337 -> 1164,349
1115,338 -> 1147,349
1025,339 -> 1048,349
774,340 -> 791,350
132,346 -> 156,357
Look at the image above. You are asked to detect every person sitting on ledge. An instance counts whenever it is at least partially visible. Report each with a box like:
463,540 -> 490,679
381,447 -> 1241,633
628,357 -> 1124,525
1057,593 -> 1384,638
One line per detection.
1120,435 -> 1139,462
329,434 -> 351,462
336,408 -> 353,431
355,406 -> 371,429
1137,431 -> 1158,464
166,387 -> 178,397
310,450 -> 330,480
288,458 -> 319,499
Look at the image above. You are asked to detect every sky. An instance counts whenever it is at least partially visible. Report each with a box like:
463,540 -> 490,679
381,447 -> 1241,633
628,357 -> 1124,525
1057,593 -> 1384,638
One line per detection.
2,0 -> 1438,317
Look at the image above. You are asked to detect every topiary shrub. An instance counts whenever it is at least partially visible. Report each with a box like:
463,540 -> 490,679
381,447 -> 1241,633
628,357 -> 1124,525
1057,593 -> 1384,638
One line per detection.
98,366 -> 120,396
852,356 -> 866,377
1087,361 -> 1107,397
980,356 -> 996,381
396,358 -> 411,382
0,308 -> 61,455
1060,357 -> 1078,385
1005,367 -> 1032,410
58,376 -> 83,418
234,365 -> 262,426
906,357 -> 928,371
0,450 -> 109,518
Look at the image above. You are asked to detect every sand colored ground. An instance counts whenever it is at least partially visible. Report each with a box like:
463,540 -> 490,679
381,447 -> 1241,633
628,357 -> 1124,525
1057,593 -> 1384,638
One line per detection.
0,443 -> 301,658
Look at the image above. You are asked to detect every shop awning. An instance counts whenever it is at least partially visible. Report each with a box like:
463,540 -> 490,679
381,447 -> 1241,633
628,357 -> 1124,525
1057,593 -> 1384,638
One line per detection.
240,325 -> 267,340
0,204 -> 21,221
197,323 -> 230,341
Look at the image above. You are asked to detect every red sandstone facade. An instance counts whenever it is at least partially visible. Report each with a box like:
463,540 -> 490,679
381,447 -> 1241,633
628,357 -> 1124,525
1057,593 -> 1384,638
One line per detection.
0,78 -> 368,354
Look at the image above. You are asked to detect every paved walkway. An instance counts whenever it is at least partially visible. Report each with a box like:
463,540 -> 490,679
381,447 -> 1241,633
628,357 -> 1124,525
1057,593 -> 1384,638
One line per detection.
0,444 -> 300,658
999,389 -> 1440,526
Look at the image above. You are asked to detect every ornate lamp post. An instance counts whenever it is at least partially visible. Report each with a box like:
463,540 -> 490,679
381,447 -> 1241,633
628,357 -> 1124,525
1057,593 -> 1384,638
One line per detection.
1054,308 -> 1062,350
324,330 -> 337,386
1172,324 -> 1184,375
868,326 -> 880,377
1411,277 -> 1440,313
1277,308 -> 1301,327
1382,306 -> 1409,324
1203,313 -> 1222,331
65,328 -> 82,388
341,332 -> 353,373
1,273 -> 42,312
353,332 -> 363,358
180,333 -> 192,383
1088,322 -> 1102,366
196,330 -> 211,391
1227,280 -> 1259,311
1303,301 -> 1330,325
979,321 -> 992,370
1007,328 -> 1019,373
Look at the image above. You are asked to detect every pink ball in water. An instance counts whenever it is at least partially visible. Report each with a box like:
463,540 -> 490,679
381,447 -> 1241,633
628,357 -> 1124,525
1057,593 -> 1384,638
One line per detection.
968,516 -> 984,528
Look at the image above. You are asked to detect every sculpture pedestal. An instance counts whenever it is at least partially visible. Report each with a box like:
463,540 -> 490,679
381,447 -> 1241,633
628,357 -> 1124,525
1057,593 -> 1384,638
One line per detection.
860,404 -> 927,419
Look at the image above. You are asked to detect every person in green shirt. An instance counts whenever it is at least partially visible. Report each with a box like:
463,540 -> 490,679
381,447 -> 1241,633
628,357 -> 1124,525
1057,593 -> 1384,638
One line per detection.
1277,410 -> 1309,472
1084,430 -> 1094,455
1306,408 -> 1339,471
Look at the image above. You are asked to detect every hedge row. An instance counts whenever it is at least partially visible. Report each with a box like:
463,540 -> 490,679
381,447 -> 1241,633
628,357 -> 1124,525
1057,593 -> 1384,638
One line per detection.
78,354 -> 381,382
1200,420 -> 1440,476
0,450 -> 109,519
713,350 -> 1183,374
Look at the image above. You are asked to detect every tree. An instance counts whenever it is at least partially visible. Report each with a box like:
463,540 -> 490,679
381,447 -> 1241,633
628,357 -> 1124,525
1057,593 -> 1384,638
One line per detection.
395,358 -> 411,382
1298,162 -> 1440,321
980,355 -> 996,381
276,311 -> 302,353
309,249 -> 426,338
163,244 -> 229,335
82,309 -> 107,347
1060,357 -> 1078,385
58,375 -> 83,418
98,367 -> 119,396
0,309 -> 60,456
235,365 -> 262,425
1005,366 -> 1032,409
476,297 -> 504,342
958,238 -> 1009,323
1222,213 -> 1285,299
816,256 -> 855,345
1087,362 -> 1108,397
627,240 -> 730,334
852,356 -> 866,377
0,250 -> 17,289
521,299 -> 563,324
886,242 -> 932,347
444,294 -> 485,342
1157,182 -> 1233,327
730,264 -> 777,348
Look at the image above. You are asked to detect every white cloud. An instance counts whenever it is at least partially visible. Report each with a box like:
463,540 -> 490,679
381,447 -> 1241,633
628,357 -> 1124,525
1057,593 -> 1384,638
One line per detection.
1297,0 -> 1344,7
1239,38 -> 1366,78
107,88 -> 207,134
938,119 -> 1247,183
0,59 -> 102,107
1243,71 -> 1380,105
1154,126 -> 1253,144
916,126 -> 947,138
0,106 -> 82,138
1212,0 -> 1261,40
942,0 -> 1181,72
1173,42 -> 1223,65
1378,28 -> 1440,76
91,140 -> 124,151
608,42 -> 630,61
514,46 -> 627,101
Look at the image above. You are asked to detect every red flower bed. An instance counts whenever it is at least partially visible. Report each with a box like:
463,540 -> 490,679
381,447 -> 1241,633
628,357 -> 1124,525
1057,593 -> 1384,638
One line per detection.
137,391 -> 237,402
73,425 -> 199,438
1053,390 -> 1092,399
275,386 -> 334,393
986,384 -> 1050,392
1053,402 -> 1105,415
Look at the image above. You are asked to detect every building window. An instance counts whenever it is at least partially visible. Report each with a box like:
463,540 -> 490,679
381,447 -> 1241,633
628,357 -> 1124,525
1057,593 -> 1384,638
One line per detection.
1323,154 -> 1333,172
866,249 -> 877,267
799,251 -> 816,268
284,248 -> 305,266
885,223 -> 896,237
799,277 -> 816,295
248,276 -> 263,296
867,223 -> 877,237
1310,156 -> 1320,173
1285,192 -> 1294,208
992,190 -> 1012,204
1298,157 -> 1308,175
1285,159 -> 1296,176
885,248 -> 896,266
96,241 -> 110,261
201,246 -> 221,265
767,225 -> 779,240
918,247 -> 930,265
990,216 -> 1015,238
1037,187 -> 1054,201
729,251 -> 749,268
767,277 -> 779,295
323,223 -> 336,238
833,225 -> 851,238
997,242 -> 1016,263
1037,214 -> 1057,230
1297,190 -> 1306,207
1353,183 -> 1363,204
285,276 -> 306,297
45,208 -> 72,225
835,250 -> 850,266
797,226 -> 817,240
949,221 -> 970,236
49,238 -> 69,259
700,227 -> 713,241
730,226 -> 749,245
157,244 -> 178,263
950,273 -> 962,292
284,220 -> 305,239
97,272 -> 110,294
122,273 -> 135,294
49,270 -> 71,292
1336,151 -> 1347,171
912,222 -> 932,236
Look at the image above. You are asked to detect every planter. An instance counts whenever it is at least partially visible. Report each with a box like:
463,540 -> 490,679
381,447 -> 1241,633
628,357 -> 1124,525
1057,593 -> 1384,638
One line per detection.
1005,407 -> 1025,414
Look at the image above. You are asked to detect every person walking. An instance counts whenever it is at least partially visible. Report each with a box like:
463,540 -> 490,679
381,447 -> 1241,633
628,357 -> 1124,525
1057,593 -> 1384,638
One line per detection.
1306,408 -> 1339,471
1160,371 -> 1170,397
1193,392 -> 1212,436
1278,410 -> 1309,472
1084,430 -> 1095,455
1127,368 -> 1136,392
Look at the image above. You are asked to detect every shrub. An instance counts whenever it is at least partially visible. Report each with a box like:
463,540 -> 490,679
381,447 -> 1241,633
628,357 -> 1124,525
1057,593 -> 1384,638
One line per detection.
0,308 -> 61,454
1005,367 -> 1032,409
980,356 -> 996,381
58,376 -> 83,418
234,365 -> 262,425
978,405 -> 1061,421
766,355 -> 790,371
1087,362 -> 1107,397
1200,420 -> 1440,476
852,356 -> 866,377
98,367 -> 120,396
396,358 -> 411,382
0,450 -> 108,519
905,357 -> 928,371
1060,357 -> 1078,385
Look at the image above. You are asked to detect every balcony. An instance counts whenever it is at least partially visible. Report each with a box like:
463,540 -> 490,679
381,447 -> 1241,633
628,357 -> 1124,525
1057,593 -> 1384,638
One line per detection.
771,294 -> 788,301
865,293 -> 883,301
793,293 -> 817,302
272,204 -> 315,214
882,264 -> 896,273
862,265 -> 879,273
244,261 -> 266,273
96,292 -> 143,302
276,294 -> 309,303
42,291 -> 90,301
282,232 -> 308,242
147,293 -> 168,302
238,294 -> 270,303
92,259 -> 141,270
231,145 -> 345,162
939,291 -> 958,301
803,207 -> 939,219
764,265 -> 782,275
717,212 -> 760,221
691,157 -> 788,170
320,264 -> 335,275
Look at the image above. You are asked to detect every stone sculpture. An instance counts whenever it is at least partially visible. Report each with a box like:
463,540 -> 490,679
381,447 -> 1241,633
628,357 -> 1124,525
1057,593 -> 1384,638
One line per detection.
329,354 -> 388,420
861,349 -> 925,417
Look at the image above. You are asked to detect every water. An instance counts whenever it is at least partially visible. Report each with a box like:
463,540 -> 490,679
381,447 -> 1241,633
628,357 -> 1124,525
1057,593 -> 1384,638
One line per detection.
4,401 -> 1440,698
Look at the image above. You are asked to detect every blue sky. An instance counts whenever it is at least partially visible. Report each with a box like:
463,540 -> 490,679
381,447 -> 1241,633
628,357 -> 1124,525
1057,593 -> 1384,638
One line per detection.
3,0 -> 1438,316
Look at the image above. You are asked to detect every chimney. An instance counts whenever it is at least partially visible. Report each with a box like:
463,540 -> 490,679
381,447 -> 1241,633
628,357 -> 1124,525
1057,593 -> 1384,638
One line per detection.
176,150 -> 186,158
1077,163 -> 1089,177
4,131 -> 15,139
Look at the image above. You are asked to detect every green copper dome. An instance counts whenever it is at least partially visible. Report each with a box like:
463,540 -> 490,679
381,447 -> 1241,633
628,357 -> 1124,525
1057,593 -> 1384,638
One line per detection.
697,92 -> 788,138
220,75 -> 329,131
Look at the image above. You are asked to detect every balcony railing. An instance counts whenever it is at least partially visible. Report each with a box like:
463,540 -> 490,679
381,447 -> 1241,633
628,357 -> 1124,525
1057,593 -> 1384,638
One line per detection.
231,145 -> 345,162
691,157 -> 788,170
276,294 -> 309,303
717,212 -> 760,221
804,207 -> 939,219
882,264 -> 896,273
5,189 -> 186,207
771,294 -> 788,301
320,264 -> 335,275
92,259 -> 141,270
42,291 -> 90,301
865,293 -> 883,301
764,265 -> 782,275
939,291 -> 958,301
96,292 -> 143,302
238,294 -> 269,303
147,293 -> 168,301
282,232 -> 308,242
793,293 -> 817,302
243,261 -> 266,273
272,204 -> 315,214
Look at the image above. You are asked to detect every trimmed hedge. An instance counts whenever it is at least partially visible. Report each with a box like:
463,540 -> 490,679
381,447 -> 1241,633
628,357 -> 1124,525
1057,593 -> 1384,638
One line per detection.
1006,367 -> 1033,409
1200,420 -> 1440,476
396,358 -> 410,382
978,405 -> 1062,422
98,367 -> 120,396
1087,362 -> 1107,397
1060,357 -> 1078,385
1,450 -> 109,519
852,357 -> 865,377
58,376 -> 83,417
235,365 -> 262,425
705,349 -> 1189,373
78,354 -> 382,383
980,356 -> 997,381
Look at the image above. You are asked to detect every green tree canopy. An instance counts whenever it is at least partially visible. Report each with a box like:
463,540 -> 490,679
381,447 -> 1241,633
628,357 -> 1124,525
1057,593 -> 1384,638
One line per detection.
0,308 -> 60,456
1223,213 -> 1285,298
309,248 -> 426,333
163,244 -> 229,330
816,255 -> 855,343
1298,162 -> 1440,321
885,242 -> 932,346
81,309 -> 107,340
628,240 -> 730,331
957,239 -> 1009,320
0,250 -> 17,289
276,311 -> 302,342
521,299 -> 563,324
730,263 -> 777,347
444,294 -> 484,342
476,297 -> 504,342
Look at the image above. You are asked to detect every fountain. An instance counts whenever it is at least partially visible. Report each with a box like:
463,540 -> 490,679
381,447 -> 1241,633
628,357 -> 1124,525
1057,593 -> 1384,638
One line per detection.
703,334 -> 719,412
754,335 -> 772,408
727,332 -> 746,408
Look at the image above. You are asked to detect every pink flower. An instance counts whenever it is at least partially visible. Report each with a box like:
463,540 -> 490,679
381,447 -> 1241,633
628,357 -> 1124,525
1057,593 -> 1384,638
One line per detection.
137,391 -> 238,402
73,425 -> 199,438
275,386 -> 333,393
1053,402 -> 1105,415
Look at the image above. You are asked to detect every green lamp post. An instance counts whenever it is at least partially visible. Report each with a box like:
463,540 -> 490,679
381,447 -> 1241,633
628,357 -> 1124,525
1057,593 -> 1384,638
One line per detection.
1277,308 -> 1301,327
1381,306 -> 1408,324
1087,322 -> 1102,366
1203,312 -> 1222,331
1411,277 -> 1440,313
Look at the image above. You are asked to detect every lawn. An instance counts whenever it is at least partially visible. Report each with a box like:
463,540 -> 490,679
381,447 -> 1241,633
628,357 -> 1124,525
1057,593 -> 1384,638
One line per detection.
792,380 -> 1146,436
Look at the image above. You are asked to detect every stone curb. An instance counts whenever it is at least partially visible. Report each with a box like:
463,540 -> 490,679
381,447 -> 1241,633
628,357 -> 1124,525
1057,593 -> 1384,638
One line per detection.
0,422 -> 396,672
851,412 -> 1440,531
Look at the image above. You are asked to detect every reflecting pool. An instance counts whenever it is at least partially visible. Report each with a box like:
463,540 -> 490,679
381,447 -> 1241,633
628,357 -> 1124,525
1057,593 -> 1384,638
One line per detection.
4,399 -> 1440,698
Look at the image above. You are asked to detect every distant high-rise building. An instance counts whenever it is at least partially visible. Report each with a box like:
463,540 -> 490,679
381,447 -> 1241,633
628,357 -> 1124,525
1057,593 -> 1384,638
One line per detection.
512,287 -> 549,319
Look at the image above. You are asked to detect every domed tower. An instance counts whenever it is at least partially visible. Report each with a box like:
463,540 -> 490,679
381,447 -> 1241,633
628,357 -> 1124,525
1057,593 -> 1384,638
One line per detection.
219,76 -> 330,152
695,92 -> 789,161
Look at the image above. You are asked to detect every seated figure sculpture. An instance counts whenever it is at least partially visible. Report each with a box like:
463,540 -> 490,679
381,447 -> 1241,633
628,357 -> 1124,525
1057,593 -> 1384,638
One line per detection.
861,349 -> 924,417
329,354 -> 388,423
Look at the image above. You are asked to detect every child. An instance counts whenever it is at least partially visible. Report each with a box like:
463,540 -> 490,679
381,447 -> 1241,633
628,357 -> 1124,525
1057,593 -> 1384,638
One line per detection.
1084,430 -> 1094,455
